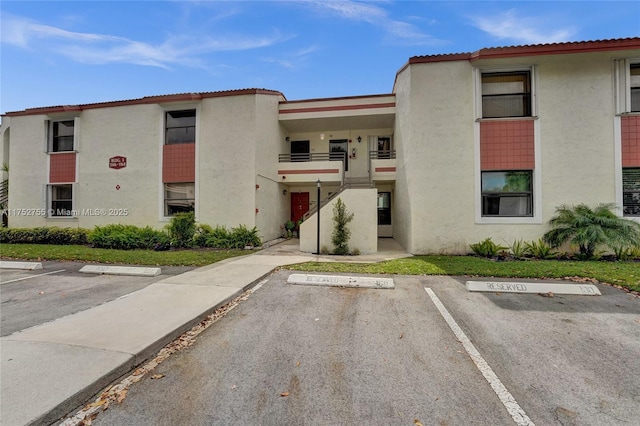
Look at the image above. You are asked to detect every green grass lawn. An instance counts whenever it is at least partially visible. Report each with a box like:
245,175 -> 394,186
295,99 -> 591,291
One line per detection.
0,244 -> 249,267
284,256 -> 640,293
1,244 -> 638,293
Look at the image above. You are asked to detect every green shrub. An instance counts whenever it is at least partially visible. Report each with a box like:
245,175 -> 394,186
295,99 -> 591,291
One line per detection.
469,238 -> 507,258
198,225 -> 232,248
544,203 -> 640,260
331,198 -> 354,255
229,224 -> 261,248
194,224 -> 214,247
89,224 -> 169,250
194,223 -> 261,249
166,212 -> 196,248
0,227 -> 90,245
524,239 -> 557,259
613,245 -> 640,261
510,239 -> 528,259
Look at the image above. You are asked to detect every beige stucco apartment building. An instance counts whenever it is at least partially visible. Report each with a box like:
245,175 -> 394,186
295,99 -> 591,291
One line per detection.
1,38 -> 639,254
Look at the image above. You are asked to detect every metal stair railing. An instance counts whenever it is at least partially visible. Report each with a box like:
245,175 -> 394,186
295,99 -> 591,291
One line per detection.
302,177 -> 374,221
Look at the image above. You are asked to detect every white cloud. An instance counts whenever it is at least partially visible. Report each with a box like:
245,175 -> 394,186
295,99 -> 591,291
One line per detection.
306,0 -> 441,45
0,13 -> 288,69
308,0 -> 387,23
471,10 -> 576,44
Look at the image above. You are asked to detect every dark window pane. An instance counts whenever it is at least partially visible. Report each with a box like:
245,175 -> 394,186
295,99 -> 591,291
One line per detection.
481,171 -> 533,217
329,140 -> 348,171
166,127 -> 196,144
50,185 -> 73,216
52,120 -> 74,152
166,110 -> 195,127
631,88 -> 640,112
164,183 -> 195,216
482,171 -> 531,193
623,168 -> 640,216
166,110 -> 196,144
377,192 -> 391,225
481,71 -> 531,118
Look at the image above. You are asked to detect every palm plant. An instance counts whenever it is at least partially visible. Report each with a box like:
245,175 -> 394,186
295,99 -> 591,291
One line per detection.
543,203 -> 640,260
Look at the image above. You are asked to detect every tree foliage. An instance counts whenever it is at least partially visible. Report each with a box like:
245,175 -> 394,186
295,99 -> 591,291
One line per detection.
331,198 -> 354,255
543,203 -> 640,259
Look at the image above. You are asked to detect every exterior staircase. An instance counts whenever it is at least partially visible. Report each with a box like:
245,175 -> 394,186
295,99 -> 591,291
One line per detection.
303,176 -> 374,221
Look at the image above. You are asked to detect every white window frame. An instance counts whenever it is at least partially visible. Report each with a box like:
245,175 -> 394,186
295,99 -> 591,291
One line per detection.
46,117 -> 79,153
473,112 -> 542,225
159,104 -> 200,221
46,183 -> 77,218
474,65 -> 537,120
163,182 -> 196,217
614,59 -> 640,115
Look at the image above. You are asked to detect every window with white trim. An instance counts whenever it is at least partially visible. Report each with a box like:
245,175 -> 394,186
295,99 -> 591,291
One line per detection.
48,184 -> 74,216
165,110 -> 196,145
481,171 -> 533,217
164,183 -> 195,216
481,71 -> 532,118
48,120 -> 75,152
631,64 -> 640,112
623,168 -> 640,216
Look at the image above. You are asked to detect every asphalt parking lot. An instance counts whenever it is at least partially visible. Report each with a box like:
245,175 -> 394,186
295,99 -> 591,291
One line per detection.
90,270 -> 640,426
0,261 -> 194,336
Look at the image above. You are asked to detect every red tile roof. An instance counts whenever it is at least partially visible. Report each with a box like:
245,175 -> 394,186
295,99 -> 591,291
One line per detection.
4,88 -> 283,117
408,37 -> 640,64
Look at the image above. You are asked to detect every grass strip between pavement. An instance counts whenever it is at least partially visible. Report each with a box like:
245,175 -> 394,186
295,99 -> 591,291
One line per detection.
0,244 -> 248,267
1,244 -> 638,293
283,256 -> 640,293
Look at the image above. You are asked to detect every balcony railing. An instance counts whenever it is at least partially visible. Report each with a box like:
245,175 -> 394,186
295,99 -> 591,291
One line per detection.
369,150 -> 396,159
278,152 -> 346,162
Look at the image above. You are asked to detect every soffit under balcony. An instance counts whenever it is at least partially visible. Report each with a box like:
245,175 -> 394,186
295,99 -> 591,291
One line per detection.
279,94 -> 395,132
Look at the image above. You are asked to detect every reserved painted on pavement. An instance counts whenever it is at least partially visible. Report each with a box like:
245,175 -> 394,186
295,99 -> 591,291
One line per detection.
466,281 -> 601,296
288,273 -> 394,289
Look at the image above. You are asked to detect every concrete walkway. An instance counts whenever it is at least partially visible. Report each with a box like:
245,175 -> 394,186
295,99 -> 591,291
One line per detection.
1,239 -> 410,426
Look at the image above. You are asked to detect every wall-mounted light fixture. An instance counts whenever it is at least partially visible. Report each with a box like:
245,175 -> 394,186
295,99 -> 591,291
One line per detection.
357,136 -> 362,143
283,189 -> 287,196
285,136 -> 290,142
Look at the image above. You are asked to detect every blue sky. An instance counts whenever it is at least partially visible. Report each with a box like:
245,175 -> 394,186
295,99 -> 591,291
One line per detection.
1,1 -> 639,115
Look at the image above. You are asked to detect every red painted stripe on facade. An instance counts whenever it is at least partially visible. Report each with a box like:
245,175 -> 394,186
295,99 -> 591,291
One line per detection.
279,102 -> 395,114
163,143 -> 195,183
278,169 -> 340,174
49,152 -> 76,183
480,120 -> 535,170
622,116 -> 640,167
374,167 -> 396,172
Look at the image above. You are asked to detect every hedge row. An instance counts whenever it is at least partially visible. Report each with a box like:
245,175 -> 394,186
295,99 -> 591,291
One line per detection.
0,216 -> 262,251
89,224 -> 170,250
0,227 -> 90,245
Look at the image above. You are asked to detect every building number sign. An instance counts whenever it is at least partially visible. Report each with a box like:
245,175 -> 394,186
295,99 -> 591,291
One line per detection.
109,156 -> 127,169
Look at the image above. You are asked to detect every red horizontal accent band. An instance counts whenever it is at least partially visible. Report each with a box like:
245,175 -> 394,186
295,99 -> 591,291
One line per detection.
280,102 -> 395,114
278,169 -> 340,174
374,167 -> 396,173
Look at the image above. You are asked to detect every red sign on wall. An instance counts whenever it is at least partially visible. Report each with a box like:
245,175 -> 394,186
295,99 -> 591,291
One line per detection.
109,156 -> 127,169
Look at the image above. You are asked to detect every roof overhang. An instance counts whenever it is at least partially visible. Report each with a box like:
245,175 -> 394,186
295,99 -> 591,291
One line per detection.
279,94 -> 395,132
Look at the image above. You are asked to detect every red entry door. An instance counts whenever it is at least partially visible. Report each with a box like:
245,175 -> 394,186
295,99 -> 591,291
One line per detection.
291,192 -> 310,223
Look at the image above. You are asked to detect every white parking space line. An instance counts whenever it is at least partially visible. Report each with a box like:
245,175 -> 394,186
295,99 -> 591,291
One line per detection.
424,288 -> 535,426
1,270 -> 66,285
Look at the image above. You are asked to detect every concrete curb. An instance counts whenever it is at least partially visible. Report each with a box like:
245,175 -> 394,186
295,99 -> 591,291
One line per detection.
0,260 -> 43,270
79,265 -> 161,277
